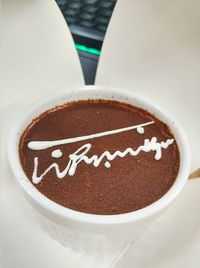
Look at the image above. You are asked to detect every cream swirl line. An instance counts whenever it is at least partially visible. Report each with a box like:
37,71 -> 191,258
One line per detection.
28,121 -> 154,150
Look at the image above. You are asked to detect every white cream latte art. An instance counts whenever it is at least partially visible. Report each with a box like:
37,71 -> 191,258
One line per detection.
27,121 -> 174,184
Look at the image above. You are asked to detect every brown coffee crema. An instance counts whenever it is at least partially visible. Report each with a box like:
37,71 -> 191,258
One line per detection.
19,100 -> 180,215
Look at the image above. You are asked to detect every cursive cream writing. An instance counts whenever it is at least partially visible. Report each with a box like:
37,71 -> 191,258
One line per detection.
27,121 -> 175,184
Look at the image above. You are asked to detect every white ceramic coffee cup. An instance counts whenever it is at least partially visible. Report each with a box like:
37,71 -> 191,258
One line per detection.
8,86 -> 191,253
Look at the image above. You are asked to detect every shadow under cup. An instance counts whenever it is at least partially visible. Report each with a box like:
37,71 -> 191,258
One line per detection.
8,86 -> 191,253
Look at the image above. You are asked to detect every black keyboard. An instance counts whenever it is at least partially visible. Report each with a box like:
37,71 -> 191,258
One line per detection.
56,0 -> 116,33
55,0 -> 117,84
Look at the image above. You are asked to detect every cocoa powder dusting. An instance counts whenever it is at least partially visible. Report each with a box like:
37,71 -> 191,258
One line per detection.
19,100 -> 180,215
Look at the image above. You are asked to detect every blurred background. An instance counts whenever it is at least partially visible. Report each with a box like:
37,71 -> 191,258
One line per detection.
56,0 -> 117,84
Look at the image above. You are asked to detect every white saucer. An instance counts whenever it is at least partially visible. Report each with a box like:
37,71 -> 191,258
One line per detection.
114,178 -> 200,268
1,98 -> 200,268
1,154 -> 200,268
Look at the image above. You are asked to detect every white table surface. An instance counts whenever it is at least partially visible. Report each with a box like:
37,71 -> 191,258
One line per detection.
0,0 -> 84,109
96,0 -> 200,172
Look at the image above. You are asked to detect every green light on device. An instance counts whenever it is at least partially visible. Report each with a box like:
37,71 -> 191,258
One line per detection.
75,43 -> 101,56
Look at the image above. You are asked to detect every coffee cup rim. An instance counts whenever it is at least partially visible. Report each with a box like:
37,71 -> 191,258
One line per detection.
8,85 -> 191,226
